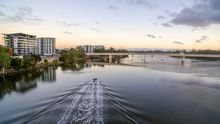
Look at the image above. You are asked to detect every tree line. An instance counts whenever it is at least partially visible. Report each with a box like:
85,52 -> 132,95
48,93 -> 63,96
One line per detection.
0,46 -> 59,75
188,49 -> 220,54
93,47 -> 128,53
59,47 -> 86,65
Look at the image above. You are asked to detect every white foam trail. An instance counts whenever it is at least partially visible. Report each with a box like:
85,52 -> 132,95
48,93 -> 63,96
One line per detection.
57,81 -> 104,124
95,81 -> 104,123
57,82 -> 91,124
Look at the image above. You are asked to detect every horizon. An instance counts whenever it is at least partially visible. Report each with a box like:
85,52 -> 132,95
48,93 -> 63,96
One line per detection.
0,0 -> 220,50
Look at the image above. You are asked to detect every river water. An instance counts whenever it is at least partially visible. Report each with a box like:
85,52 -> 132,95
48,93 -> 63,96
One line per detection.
0,56 -> 220,124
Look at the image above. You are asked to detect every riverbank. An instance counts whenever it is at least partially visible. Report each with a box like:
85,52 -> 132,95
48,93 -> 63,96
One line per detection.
0,62 -> 59,77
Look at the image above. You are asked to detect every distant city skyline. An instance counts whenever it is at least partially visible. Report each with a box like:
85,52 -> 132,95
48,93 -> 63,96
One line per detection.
0,0 -> 220,50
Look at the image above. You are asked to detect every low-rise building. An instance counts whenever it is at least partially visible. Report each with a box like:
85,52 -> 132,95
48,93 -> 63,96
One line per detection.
93,45 -> 104,50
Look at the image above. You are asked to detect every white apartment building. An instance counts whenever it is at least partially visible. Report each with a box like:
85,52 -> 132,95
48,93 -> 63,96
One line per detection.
79,45 -> 94,53
36,37 -> 56,56
93,45 -> 104,50
3,33 -> 36,55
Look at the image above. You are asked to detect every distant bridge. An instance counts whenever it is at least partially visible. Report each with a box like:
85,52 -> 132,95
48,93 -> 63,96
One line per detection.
86,53 -> 220,63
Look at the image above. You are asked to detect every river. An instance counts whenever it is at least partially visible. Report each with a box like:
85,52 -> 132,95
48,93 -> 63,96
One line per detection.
0,56 -> 220,124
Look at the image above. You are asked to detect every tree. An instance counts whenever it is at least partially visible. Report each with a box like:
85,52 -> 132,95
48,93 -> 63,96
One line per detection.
23,56 -> 36,69
59,48 -> 86,64
31,55 -> 42,62
0,46 -> 11,74
10,58 -> 22,70
44,59 -> 49,67
52,59 -> 59,66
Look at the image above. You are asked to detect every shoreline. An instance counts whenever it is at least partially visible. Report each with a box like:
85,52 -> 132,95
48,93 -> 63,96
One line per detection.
0,64 -> 58,77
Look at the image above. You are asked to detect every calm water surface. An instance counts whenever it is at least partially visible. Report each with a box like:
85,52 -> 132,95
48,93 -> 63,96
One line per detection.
0,61 -> 220,124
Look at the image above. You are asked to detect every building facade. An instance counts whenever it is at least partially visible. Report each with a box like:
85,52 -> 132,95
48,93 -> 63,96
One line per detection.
93,45 -> 104,50
36,37 -> 56,56
3,33 -> 36,55
79,45 -> 94,53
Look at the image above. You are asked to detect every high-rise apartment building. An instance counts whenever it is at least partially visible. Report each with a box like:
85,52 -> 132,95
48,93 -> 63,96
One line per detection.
3,33 -> 36,55
36,37 -> 56,56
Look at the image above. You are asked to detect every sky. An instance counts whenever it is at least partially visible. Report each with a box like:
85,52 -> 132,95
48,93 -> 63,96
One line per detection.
0,0 -> 220,50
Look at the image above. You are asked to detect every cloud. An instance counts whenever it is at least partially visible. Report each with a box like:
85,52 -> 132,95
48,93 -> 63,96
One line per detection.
209,0 -> 220,10
63,31 -> 73,35
95,21 -> 100,25
0,5 -> 6,8
157,15 -> 166,20
173,41 -> 184,45
57,21 -> 81,27
108,5 -> 119,10
170,0 -> 220,27
201,35 -> 207,40
145,34 -> 156,38
90,28 -> 102,32
195,35 -> 208,43
0,11 -> 5,17
161,22 -> 173,27
195,40 -> 202,43
126,0 -> 152,7
165,10 -> 178,17
0,5 -> 43,23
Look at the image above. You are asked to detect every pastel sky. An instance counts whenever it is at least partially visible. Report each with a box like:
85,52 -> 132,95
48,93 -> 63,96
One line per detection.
0,0 -> 220,49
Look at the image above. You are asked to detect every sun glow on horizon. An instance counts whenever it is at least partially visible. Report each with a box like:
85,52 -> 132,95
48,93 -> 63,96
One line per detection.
0,0 -> 220,50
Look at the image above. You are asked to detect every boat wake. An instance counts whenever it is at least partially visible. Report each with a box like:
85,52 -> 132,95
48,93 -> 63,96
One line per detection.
20,79 -> 137,124
57,80 -> 104,124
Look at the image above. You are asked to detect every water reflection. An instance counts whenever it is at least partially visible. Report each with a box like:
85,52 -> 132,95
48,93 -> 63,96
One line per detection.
86,63 -> 105,68
41,67 -> 57,83
0,63 -> 220,124
0,70 -> 40,99
0,67 -> 58,100
61,63 -> 85,71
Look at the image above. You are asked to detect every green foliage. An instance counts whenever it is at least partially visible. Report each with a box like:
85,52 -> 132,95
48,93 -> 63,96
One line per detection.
93,47 -> 128,53
93,48 -> 105,53
44,59 -> 49,67
0,45 -> 10,53
23,56 -> 37,69
10,58 -> 22,70
31,55 -> 42,62
189,49 -> 220,54
0,46 -> 11,72
59,48 -> 86,64
52,59 -> 59,66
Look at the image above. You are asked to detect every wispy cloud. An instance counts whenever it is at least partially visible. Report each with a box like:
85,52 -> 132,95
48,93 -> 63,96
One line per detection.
126,0 -> 152,7
0,11 -> 5,17
95,21 -> 100,25
108,5 -> 119,10
57,21 -> 81,27
0,5 -> 43,23
90,28 -> 102,32
0,5 -> 6,8
62,31 -> 73,35
157,15 -> 166,20
195,35 -> 208,43
145,34 -> 162,39
165,10 -> 178,17
173,41 -> 184,45
161,22 -> 172,27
